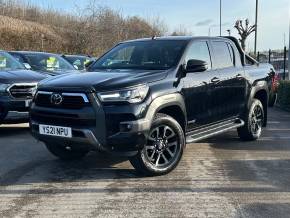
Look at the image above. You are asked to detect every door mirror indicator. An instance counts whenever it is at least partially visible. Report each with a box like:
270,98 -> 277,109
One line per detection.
186,59 -> 208,73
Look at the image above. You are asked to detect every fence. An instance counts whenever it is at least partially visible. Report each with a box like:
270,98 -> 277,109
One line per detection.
256,47 -> 289,80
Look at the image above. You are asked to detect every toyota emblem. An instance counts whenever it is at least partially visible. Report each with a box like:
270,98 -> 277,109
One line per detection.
50,93 -> 63,105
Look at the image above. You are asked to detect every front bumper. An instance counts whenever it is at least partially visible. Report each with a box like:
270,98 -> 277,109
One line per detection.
30,118 -> 150,156
106,118 -> 150,153
30,92 -> 151,156
0,95 -> 31,122
30,122 -> 102,149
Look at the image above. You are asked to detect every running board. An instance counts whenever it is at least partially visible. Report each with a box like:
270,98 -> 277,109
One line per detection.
186,118 -> 245,143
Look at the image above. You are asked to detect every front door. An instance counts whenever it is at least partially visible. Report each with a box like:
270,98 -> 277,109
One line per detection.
181,40 -> 217,130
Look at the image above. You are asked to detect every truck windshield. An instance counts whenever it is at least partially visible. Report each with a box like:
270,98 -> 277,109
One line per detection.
0,51 -> 25,71
22,53 -> 75,72
64,56 -> 92,70
90,40 -> 187,71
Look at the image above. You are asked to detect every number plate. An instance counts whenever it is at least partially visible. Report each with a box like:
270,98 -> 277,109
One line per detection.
25,99 -> 32,107
39,124 -> 72,138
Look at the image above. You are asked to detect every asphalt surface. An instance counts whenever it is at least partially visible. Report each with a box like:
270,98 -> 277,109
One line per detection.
0,107 -> 290,218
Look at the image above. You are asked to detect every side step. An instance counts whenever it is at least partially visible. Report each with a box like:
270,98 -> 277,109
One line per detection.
186,118 -> 245,144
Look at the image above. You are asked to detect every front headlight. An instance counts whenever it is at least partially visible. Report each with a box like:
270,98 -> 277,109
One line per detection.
97,84 -> 149,103
0,84 -> 10,93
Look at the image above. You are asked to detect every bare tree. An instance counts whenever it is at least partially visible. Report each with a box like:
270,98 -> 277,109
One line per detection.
234,19 -> 256,51
146,16 -> 168,36
171,25 -> 193,36
0,0 -> 169,56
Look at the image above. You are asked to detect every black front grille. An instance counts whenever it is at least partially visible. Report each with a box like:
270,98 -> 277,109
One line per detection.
30,110 -> 96,127
35,92 -> 90,109
9,84 -> 36,99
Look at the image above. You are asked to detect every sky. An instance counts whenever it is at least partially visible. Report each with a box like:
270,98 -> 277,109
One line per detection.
27,0 -> 290,51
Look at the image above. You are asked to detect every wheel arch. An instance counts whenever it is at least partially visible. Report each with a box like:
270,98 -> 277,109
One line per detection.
157,105 -> 186,132
249,85 -> 269,127
145,93 -> 187,132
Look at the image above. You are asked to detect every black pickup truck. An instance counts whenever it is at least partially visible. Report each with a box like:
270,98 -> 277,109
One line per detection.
0,51 -> 46,123
30,36 -> 274,176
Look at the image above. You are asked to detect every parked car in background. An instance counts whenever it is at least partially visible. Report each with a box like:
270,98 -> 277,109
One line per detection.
62,55 -> 95,71
0,51 -> 46,124
9,51 -> 79,76
30,36 -> 273,176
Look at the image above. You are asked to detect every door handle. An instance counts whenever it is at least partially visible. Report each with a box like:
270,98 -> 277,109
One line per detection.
211,77 -> 220,84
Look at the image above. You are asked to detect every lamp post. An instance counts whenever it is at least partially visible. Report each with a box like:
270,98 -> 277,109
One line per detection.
208,25 -> 221,36
219,0 -> 222,36
288,16 -> 290,80
254,0 -> 258,56
41,34 -> 45,51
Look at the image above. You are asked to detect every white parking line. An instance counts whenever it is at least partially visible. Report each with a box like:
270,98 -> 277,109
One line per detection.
260,136 -> 290,141
267,121 -> 281,124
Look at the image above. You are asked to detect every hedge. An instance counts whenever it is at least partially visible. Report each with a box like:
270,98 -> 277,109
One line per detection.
277,80 -> 290,111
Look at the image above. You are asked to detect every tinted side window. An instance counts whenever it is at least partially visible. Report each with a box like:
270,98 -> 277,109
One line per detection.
227,42 -> 243,67
185,41 -> 212,70
212,41 -> 234,69
226,43 -> 234,65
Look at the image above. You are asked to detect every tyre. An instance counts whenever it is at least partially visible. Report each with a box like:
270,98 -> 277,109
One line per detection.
238,99 -> 264,141
45,143 -> 89,160
130,113 -> 185,176
268,92 -> 277,107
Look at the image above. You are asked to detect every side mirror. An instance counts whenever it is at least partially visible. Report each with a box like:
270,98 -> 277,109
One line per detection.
186,59 -> 208,73
85,60 -> 94,69
23,63 -> 32,70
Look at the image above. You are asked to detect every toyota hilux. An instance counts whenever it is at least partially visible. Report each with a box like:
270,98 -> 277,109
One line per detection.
30,36 -> 274,176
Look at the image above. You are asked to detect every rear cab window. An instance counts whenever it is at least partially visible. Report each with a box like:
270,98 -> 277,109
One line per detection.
211,41 -> 234,69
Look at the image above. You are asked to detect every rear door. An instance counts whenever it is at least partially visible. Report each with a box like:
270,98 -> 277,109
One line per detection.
209,40 -> 246,120
181,40 -> 219,129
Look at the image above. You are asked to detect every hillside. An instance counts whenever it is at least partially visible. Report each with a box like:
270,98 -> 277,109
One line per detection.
0,1 -> 167,56
0,15 -> 66,52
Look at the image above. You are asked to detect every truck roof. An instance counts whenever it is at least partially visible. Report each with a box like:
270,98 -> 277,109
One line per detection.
123,36 -> 255,66
122,36 -> 231,43
9,51 -> 62,56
